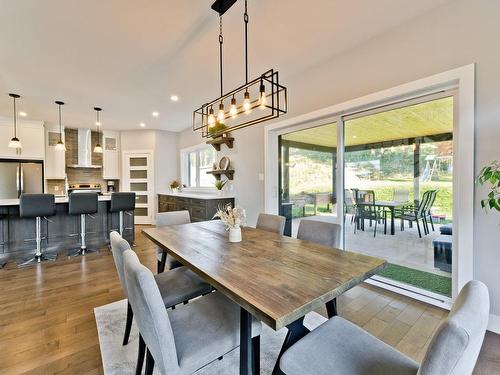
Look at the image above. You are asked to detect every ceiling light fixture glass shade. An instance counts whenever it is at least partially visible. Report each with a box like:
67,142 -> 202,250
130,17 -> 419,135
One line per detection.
93,107 -> 103,153
192,0 -> 287,138
55,101 -> 66,151
8,93 -> 22,149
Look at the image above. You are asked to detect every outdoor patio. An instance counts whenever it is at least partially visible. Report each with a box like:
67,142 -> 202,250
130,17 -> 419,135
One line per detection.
291,214 -> 450,277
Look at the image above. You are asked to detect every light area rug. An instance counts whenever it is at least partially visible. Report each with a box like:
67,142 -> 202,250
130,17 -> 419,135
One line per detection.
95,299 -> 327,374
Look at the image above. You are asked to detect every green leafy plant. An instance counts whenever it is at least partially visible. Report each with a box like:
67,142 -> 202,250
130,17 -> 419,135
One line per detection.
208,121 -> 227,138
214,179 -> 228,191
169,180 -> 180,189
476,160 -> 500,213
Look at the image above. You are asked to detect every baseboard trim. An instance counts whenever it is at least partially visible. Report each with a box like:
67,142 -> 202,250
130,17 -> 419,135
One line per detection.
488,314 -> 500,334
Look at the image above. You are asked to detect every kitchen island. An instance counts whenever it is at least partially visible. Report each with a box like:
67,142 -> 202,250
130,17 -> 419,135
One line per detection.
0,195 -> 134,261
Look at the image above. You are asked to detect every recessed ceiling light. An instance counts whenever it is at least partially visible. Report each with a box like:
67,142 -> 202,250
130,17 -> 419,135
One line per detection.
170,95 -> 179,102
152,111 -> 159,117
140,122 -> 146,127
18,111 -> 27,117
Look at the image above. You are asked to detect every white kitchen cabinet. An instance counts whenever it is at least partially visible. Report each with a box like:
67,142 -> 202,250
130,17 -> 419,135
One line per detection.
45,124 -> 66,179
0,117 -> 45,160
102,130 -> 120,179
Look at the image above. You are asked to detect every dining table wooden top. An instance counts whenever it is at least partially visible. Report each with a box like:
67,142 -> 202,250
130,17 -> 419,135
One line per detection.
143,220 -> 386,330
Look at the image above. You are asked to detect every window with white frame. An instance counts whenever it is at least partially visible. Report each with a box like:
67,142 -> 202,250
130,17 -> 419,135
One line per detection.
183,145 -> 217,188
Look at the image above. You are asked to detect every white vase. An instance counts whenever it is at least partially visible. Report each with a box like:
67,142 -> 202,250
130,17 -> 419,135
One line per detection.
229,227 -> 242,243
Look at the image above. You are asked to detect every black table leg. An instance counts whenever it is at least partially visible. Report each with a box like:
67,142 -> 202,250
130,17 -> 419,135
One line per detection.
240,307 -> 253,375
390,207 -> 395,235
325,298 -> 337,318
271,317 -> 310,375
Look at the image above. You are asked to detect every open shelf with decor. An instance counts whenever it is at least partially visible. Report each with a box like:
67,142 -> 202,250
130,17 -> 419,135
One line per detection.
206,169 -> 235,180
206,136 -> 234,151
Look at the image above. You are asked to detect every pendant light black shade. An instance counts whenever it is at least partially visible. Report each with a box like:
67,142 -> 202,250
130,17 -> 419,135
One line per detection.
55,101 -> 66,151
93,107 -> 103,153
8,93 -> 22,149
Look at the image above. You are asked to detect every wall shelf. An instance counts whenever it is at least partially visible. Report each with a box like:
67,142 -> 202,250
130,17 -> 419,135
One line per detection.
206,136 -> 234,151
206,169 -> 235,180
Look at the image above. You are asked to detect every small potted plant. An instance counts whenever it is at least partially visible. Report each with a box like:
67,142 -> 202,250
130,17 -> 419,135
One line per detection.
208,121 -> 227,139
477,160 -> 500,220
214,179 -> 228,196
213,203 -> 246,242
169,180 -> 181,194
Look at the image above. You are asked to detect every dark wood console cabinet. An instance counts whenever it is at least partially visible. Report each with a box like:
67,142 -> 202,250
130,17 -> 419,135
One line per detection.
158,194 -> 234,222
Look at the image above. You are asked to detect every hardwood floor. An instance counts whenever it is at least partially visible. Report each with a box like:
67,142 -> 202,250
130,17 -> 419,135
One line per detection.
0,226 -> 498,374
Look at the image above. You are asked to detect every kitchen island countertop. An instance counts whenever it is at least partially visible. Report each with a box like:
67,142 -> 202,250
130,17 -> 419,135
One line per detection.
0,195 -> 112,207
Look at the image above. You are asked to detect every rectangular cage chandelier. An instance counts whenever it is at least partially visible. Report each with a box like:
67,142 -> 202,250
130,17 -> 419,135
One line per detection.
192,0 -> 287,138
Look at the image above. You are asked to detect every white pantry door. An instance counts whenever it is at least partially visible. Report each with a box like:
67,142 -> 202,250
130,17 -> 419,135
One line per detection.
122,151 -> 154,224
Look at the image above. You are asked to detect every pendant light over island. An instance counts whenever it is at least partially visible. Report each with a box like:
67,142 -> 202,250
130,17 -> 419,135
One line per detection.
8,93 -> 22,149
54,101 -> 66,151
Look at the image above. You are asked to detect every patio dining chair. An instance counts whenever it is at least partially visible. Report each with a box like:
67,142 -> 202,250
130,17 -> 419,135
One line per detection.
393,190 -> 432,238
353,190 -> 384,238
424,189 -> 439,232
344,189 -> 356,224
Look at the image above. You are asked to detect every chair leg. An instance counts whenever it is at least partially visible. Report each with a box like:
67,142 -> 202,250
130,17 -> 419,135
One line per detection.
429,215 -> 435,231
252,335 -> 260,375
157,251 -> 167,274
373,218 -> 377,238
135,334 -> 146,375
416,220 -> 422,238
325,298 -> 337,318
423,217 -> 429,235
123,301 -> 133,346
145,349 -> 155,375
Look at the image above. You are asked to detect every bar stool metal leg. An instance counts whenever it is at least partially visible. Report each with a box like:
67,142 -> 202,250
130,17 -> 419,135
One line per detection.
19,216 -> 57,267
68,213 -> 98,257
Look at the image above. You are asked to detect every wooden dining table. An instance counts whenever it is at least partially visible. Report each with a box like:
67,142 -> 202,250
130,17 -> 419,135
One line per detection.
143,220 -> 386,375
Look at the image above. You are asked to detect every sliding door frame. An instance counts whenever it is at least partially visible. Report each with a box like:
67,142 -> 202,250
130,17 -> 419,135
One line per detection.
265,64 -> 475,307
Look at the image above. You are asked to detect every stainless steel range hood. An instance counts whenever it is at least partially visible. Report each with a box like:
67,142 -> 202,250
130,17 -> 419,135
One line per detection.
67,128 -> 101,169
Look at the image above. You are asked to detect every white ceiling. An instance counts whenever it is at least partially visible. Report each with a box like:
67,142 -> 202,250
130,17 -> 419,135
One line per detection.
0,0 -> 453,132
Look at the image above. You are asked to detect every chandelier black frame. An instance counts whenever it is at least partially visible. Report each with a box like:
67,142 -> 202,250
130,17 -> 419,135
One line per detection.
192,0 -> 287,138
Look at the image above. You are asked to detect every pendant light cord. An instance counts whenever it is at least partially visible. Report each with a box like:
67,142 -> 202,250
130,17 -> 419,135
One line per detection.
58,104 -> 63,142
244,0 -> 249,84
13,96 -> 17,138
219,15 -> 224,97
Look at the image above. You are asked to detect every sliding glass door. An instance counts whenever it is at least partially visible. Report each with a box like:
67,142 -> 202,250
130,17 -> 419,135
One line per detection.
343,94 -> 454,299
277,92 -> 455,301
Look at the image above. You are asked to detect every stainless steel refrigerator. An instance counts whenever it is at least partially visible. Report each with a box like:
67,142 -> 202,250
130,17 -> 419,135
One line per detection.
0,160 -> 44,199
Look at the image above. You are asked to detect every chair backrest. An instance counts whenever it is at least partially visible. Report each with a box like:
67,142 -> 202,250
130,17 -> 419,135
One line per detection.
68,192 -> 98,215
417,191 -> 432,216
426,190 -> 438,212
256,213 -> 286,235
123,250 -> 179,375
110,231 -> 133,297
19,193 -> 56,218
356,190 -> 375,204
296,220 -> 341,248
156,210 -> 190,227
393,189 -> 409,203
418,280 -> 489,375
110,192 -> 136,213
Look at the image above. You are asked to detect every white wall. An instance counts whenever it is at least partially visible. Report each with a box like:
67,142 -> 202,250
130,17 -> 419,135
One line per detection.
178,0 -> 500,318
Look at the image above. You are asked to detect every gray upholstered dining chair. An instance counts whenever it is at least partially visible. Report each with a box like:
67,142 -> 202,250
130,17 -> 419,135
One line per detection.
123,249 -> 263,375
256,213 -> 286,235
296,219 -> 341,248
279,280 -> 489,375
109,231 -> 212,352
155,210 -> 190,273
296,219 -> 342,318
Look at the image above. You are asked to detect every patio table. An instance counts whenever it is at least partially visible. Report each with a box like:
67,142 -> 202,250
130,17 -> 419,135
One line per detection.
356,200 -> 410,235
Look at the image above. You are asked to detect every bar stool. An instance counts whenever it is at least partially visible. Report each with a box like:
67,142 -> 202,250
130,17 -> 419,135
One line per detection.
18,194 -> 57,266
110,192 -> 136,238
68,192 -> 98,256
